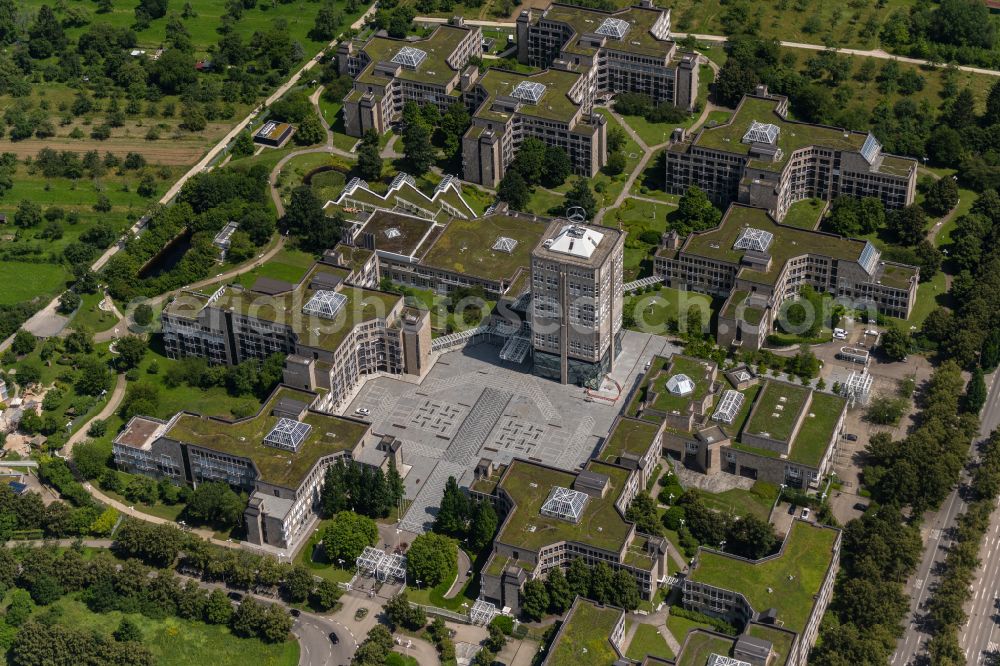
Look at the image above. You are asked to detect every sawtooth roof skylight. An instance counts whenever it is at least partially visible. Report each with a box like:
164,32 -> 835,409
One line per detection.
859,240 -> 880,275
734,227 -> 774,253
595,17 -> 630,39
302,290 -> 348,320
712,390 -> 745,424
512,81 -> 547,104
666,374 -> 696,396
743,120 -> 780,145
492,236 -> 518,253
263,418 -> 312,451
540,486 -> 588,523
392,46 -> 427,70
860,133 -> 881,164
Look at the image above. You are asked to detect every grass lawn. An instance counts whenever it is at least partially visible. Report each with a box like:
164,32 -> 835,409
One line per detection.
783,198 -> 825,230
887,269 -> 949,331
71,291 -> 120,333
788,391 -> 847,466
935,187 -> 976,249
622,113 -> 683,148
547,600 -> 622,666
675,631 -> 735,666
703,110 -> 732,127
292,518 -> 357,585
666,613 -> 713,646
626,623 -> 674,661
0,261 -> 70,305
103,478 -> 187,522
605,199 -> 675,280
310,169 -> 348,203
689,521 -> 838,633
50,596 -> 298,666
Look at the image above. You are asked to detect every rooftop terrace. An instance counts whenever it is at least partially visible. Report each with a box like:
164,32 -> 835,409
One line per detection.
421,213 -> 547,281
689,520 -> 839,633
164,387 -> 369,488
546,598 -> 622,666
492,459 -> 632,554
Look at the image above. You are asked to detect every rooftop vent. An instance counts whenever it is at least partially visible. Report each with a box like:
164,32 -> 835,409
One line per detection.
492,236 -> 519,253
734,227 -> 774,253
595,17 -> 630,39
391,46 -> 427,70
263,418 -> 312,452
540,486 -> 588,523
302,290 -> 348,320
742,120 -> 780,145
512,81 -> 546,104
384,227 -> 402,240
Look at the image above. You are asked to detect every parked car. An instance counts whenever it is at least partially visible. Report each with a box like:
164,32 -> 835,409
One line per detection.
853,502 -> 869,512
844,433 -> 858,441
355,407 -> 371,416
801,507 -> 811,520
227,592 -> 243,602
290,609 -> 300,617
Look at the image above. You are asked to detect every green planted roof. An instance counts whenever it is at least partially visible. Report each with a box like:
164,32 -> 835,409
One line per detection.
647,355 -> 715,414
744,380 -> 810,444
421,213 -> 547,281
357,25 -> 473,86
494,459 -> 632,554
546,599 -> 622,666
676,632 -> 737,666
746,624 -> 796,666
211,264 -> 401,352
165,387 -> 369,488
787,391 -> 846,466
539,4 -> 674,58
599,417 -> 661,462
474,67 -> 584,123
689,520 -> 839,633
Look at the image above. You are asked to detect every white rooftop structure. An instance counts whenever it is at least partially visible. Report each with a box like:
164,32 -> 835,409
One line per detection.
860,133 -> 881,164
378,553 -> 407,582
356,546 -> 386,577
392,46 -> 427,69
499,335 -> 531,364
492,236 -> 519,253
540,486 -> 588,523
212,221 -> 239,251
707,655 -> 752,666
734,227 -> 774,253
263,418 -> 312,452
384,227 -> 402,239
858,241 -> 880,275
595,17 -> 630,39
544,224 -> 604,260
666,373 -> 696,396
302,290 -> 348,320
742,121 -> 780,145
512,80 -> 547,104
712,390 -> 745,424
842,370 -> 874,405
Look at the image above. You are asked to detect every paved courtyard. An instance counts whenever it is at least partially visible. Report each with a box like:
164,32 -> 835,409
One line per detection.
347,331 -> 679,532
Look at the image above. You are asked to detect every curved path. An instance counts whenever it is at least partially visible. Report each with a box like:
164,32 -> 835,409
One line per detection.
63,373 -> 127,454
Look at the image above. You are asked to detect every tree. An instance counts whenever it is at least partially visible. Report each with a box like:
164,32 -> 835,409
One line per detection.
675,186 -> 721,235
880,325 -> 911,361
610,569 -> 640,610
259,602 -> 293,643
932,0 -> 995,49
310,3 -> 342,41
28,5 -> 65,59
133,303 -> 154,327
486,621 -> 507,652
58,291 -> 81,315
356,131 -> 382,181
402,116 -> 435,175
497,170 -> 529,211
75,356 -> 113,396
294,113 -> 326,146
386,591 -> 426,630
407,532 -> 457,587
469,500 -> 498,551
230,597 -> 266,638
543,145 -> 572,187
625,492 -> 661,536
204,588 -> 233,625
115,336 -> 147,371
440,102 -> 471,159
12,330 -> 37,356
435,476 -> 469,536
511,138 -> 547,183
725,513 -> 777,559
924,177 -> 959,217
886,205 -> 927,246
281,186 -> 341,253
14,200 -> 42,229
72,440 -> 111,480
5,589 -> 33,627
186,481 -> 244,528
283,565 -> 314,603
321,511 -> 378,563
114,617 -> 143,643
605,151 -> 626,176
231,132 -> 255,158
310,579 -> 342,611
566,557 -> 590,598
564,178 -> 598,219
546,566 -> 573,614
589,561 -> 614,604
520,579 -> 549,621
964,367 -> 987,414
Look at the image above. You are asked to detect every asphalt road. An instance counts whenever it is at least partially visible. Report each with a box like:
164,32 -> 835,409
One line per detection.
893,372 -> 1000,665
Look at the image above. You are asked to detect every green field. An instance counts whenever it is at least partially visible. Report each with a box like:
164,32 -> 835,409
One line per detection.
666,614 -> 713,646
49,596 -> 298,666
624,286 -> 720,335
626,623 -> 675,662
71,291 -> 120,333
783,198 -> 825,230
697,481 -> 778,521
676,631 -> 736,666
0,261 -> 69,305
234,247 -> 319,289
